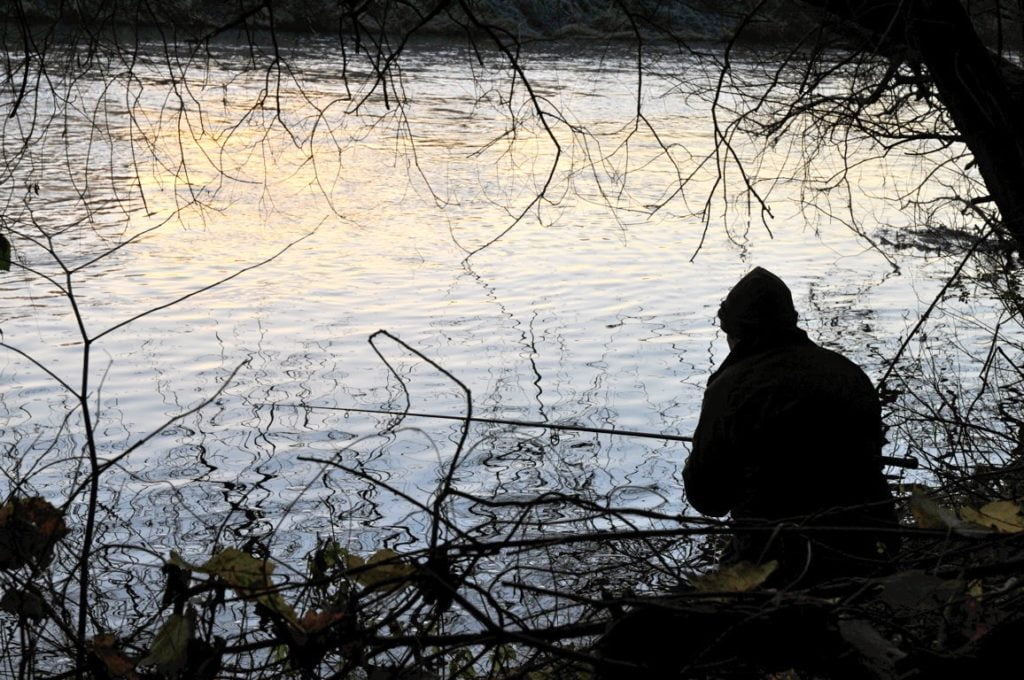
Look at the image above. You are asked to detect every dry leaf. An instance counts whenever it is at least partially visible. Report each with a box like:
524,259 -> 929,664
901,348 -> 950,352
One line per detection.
910,490 -> 991,537
838,619 -> 906,675
878,570 -> 963,614
298,608 -> 346,633
91,633 -> 138,679
960,500 -> 1024,533
0,497 -> 69,570
691,560 -> 778,593
0,588 -> 45,620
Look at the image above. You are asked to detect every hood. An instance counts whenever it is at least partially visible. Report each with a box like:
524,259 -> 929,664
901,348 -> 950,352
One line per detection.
718,267 -> 798,338
709,267 -> 808,385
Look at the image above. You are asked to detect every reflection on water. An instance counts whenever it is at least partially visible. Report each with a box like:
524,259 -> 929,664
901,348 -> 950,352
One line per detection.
0,39 -> 1000,583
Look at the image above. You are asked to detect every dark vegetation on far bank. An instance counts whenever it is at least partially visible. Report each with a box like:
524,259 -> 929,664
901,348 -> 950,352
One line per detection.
3,1 -> 838,44
8,0 -> 1020,48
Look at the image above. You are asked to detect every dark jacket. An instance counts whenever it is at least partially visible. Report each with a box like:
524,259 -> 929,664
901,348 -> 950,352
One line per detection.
683,268 -> 898,582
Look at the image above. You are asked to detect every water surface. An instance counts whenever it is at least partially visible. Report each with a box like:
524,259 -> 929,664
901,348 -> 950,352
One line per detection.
0,39 -> 998,569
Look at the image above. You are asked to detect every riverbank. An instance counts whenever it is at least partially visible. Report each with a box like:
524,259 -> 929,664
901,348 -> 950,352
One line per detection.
6,0 -> 819,45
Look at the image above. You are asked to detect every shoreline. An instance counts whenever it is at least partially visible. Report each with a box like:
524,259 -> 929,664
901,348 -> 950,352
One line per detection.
4,1 -> 820,49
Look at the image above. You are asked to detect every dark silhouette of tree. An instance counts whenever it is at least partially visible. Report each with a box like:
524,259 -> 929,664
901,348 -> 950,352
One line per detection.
736,0 -> 1024,249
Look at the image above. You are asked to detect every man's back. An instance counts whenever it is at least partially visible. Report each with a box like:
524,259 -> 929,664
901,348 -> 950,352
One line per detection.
683,268 -> 898,583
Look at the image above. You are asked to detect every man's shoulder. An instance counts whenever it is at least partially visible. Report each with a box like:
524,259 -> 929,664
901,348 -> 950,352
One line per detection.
716,340 -> 873,393
800,342 -> 874,382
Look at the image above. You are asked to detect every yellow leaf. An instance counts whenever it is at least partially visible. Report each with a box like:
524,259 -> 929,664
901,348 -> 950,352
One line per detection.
910,490 -> 991,536
960,500 -> 1024,533
691,560 -> 778,593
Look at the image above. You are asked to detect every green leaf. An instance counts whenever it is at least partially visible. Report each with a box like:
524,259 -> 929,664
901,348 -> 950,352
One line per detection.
0,234 -> 10,272
345,551 -> 366,570
140,612 -> 194,677
201,548 -> 272,591
161,559 -> 193,609
352,549 -> 415,591
167,551 -> 196,571
167,550 -> 298,623
194,548 -> 298,624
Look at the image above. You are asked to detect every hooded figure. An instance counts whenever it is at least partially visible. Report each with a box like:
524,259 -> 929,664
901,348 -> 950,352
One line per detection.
683,267 -> 898,584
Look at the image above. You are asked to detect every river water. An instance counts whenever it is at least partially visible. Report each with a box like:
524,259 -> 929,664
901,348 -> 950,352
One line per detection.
0,38 -> 1003,571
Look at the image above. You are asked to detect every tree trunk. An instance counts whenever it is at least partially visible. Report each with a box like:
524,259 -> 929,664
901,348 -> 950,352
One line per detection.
801,0 -> 1024,251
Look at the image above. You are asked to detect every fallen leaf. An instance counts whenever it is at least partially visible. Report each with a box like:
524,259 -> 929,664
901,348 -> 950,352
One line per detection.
960,500 -> 1024,533
963,582 -> 989,642
690,560 -> 778,593
910,490 -> 957,529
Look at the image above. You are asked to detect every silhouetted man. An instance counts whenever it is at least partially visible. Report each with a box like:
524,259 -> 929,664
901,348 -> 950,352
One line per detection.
683,267 -> 898,584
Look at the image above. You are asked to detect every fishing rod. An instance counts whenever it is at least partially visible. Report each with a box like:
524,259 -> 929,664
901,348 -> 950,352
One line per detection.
264,402 -> 919,469
267,402 -> 694,443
